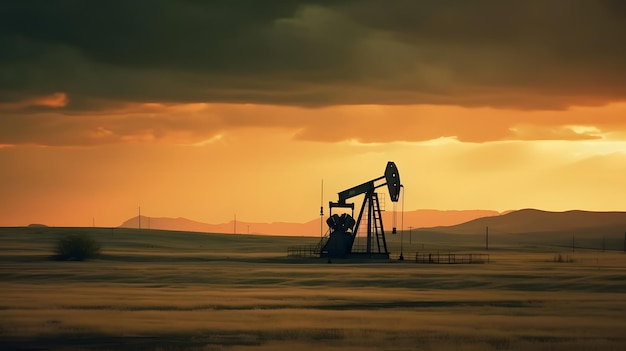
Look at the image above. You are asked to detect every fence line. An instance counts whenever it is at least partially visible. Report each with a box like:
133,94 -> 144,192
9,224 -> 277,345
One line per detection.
414,252 -> 489,264
287,244 -> 320,258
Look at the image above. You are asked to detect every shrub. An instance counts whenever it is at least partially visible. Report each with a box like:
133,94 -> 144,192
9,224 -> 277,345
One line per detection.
54,233 -> 101,261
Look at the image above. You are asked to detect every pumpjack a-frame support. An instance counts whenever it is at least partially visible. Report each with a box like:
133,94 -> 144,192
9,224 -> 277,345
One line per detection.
354,189 -> 389,256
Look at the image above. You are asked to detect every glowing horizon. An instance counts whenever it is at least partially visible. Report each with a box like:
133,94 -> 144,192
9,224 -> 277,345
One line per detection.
1,101 -> 625,227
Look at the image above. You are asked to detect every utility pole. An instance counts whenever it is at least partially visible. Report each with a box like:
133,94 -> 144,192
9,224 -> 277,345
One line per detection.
486,226 -> 489,251
399,227 -> 404,260
602,237 -> 605,252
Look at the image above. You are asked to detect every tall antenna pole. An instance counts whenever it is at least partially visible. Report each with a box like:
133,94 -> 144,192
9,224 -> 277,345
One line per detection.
320,179 -> 324,239
401,185 -> 404,235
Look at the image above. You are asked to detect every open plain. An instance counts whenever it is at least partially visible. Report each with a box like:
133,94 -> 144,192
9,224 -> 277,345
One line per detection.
1,227 -> 625,350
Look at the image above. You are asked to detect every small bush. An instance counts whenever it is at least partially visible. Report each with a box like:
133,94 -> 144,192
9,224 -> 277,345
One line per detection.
54,233 -> 101,261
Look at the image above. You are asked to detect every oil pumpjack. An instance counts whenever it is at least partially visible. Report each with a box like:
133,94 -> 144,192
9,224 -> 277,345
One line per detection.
320,162 -> 401,259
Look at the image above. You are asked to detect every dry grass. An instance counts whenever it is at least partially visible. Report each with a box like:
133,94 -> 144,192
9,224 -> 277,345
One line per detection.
1,227 -> 625,350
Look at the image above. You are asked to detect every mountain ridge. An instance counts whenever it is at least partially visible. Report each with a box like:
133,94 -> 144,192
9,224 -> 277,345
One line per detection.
118,209 -> 503,236
420,208 -> 626,236
119,208 -> 626,237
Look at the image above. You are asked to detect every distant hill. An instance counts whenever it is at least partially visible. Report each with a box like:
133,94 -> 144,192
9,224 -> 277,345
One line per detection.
118,209 -> 503,236
120,216 -> 223,233
27,223 -> 48,228
420,209 -> 626,237
381,209 -> 502,229
118,216 -> 322,236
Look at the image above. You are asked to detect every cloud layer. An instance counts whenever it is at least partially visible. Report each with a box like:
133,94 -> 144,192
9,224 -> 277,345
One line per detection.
2,1 -> 626,147
1,102 -> 625,146
1,0 -> 625,110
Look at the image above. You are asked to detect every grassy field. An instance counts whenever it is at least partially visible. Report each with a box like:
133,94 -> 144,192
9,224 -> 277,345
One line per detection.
1,227 -> 625,350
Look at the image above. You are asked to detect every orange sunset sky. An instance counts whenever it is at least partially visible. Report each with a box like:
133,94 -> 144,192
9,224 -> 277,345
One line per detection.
1,1 -> 625,227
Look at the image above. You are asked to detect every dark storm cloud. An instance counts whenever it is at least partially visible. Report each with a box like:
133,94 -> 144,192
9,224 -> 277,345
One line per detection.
1,0 -> 625,110
2,0 -> 626,147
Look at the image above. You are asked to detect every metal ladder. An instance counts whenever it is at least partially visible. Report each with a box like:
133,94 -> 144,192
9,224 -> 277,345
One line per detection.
371,193 -> 388,254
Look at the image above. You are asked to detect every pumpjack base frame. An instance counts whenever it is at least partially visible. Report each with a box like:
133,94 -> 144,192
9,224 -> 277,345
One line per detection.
345,252 -> 390,260
319,252 -> 390,259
